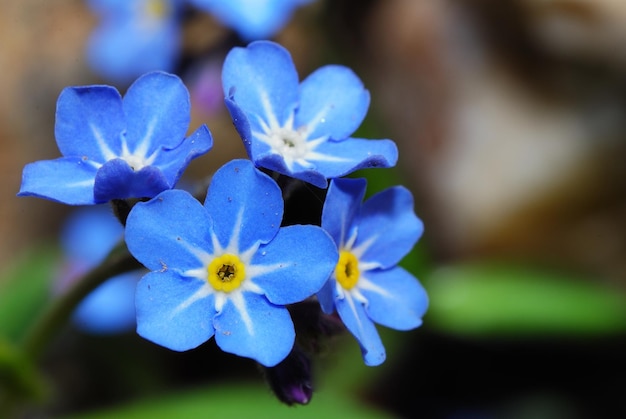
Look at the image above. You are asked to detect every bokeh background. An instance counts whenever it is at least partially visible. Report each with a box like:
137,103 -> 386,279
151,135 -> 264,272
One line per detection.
1,0 -> 625,417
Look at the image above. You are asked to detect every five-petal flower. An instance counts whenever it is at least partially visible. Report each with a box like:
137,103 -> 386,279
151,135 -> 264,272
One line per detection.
317,178 -> 428,366
125,159 -> 338,366
189,0 -> 314,41
18,71 -> 213,205
87,0 -> 182,83
222,40 -> 398,188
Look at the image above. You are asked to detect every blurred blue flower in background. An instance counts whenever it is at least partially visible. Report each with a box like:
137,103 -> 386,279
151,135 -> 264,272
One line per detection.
57,206 -> 140,334
317,178 -> 428,366
86,0 -> 182,83
222,41 -> 398,188
189,0 -> 315,41
125,159 -> 338,366
18,71 -> 213,205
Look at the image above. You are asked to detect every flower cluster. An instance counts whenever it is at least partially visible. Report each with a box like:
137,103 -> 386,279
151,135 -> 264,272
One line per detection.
19,40 -> 427,402
87,0 -> 315,83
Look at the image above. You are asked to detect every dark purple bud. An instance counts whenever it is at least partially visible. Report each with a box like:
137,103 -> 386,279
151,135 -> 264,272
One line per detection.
263,346 -> 313,406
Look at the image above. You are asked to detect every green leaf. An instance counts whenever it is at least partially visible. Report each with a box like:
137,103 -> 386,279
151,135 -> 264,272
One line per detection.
65,383 -> 393,419
0,246 -> 59,343
425,262 -> 626,336
0,338 -> 48,413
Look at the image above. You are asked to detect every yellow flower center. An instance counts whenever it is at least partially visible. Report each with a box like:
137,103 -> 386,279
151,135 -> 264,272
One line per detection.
207,254 -> 245,292
144,0 -> 168,19
335,250 -> 360,290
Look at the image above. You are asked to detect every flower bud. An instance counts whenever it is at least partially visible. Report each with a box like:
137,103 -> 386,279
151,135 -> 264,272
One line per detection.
263,346 -> 313,406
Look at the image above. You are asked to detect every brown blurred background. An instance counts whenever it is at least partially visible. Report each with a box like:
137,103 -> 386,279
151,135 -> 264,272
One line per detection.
359,0 -> 626,282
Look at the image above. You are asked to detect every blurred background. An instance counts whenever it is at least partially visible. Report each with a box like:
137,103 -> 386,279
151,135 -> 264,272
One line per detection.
1,0 -> 625,417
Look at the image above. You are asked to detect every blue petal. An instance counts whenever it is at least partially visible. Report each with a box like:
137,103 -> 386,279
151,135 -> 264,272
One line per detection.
354,186 -> 423,269
87,18 -> 180,84
18,157 -> 98,205
93,158 -> 170,201
263,138 -> 396,188
125,189 -> 214,272
62,206 -> 123,264
336,295 -> 386,366
151,124 -> 213,186
204,159 -> 283,251
296,65 -> 370,141
123,72 -> 190,152
254,152 -> 328,189
224,97 -> 256,158
55,85 -> 125,162
191,0 -> 311,40
73,273 -> 138,334
135,271 -> 216,351
308,137 -> 398,183
317,279 -> 338,314
213,292 -> 294,367
250,225 -> 338,305
322,178 -> 366,247
222,41 -> 299,129
361,267 -> 428,330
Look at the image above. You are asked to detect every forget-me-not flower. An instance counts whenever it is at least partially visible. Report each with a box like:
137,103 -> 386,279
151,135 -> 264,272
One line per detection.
56,206 -> 141,334
317,178 -> 428,366
18,71 -> 213,205
125,159 -> 338,366
189,0 -> 314,41
222,41 -> 398,188
87,0 -> 182,83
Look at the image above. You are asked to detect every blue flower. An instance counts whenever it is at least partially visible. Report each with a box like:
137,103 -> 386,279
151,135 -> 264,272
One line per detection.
18,71 -> 213,205
317,178 -> 428,366
57,206 -> 141,334
189,0 -> 314,41
87,0 -> 182,83
222,41 -> 398,188
124,159 -> 338,366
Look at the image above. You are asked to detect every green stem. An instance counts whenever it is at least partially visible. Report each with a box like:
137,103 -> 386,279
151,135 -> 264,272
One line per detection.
19,240 -> 141,360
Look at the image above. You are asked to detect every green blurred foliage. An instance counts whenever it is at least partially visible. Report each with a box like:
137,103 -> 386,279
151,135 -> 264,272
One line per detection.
425,262 -> 626,337
0,338 -> 47,410
65,382 -> 392,419
0,246 -> 57,413
0,246 -> 58,344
